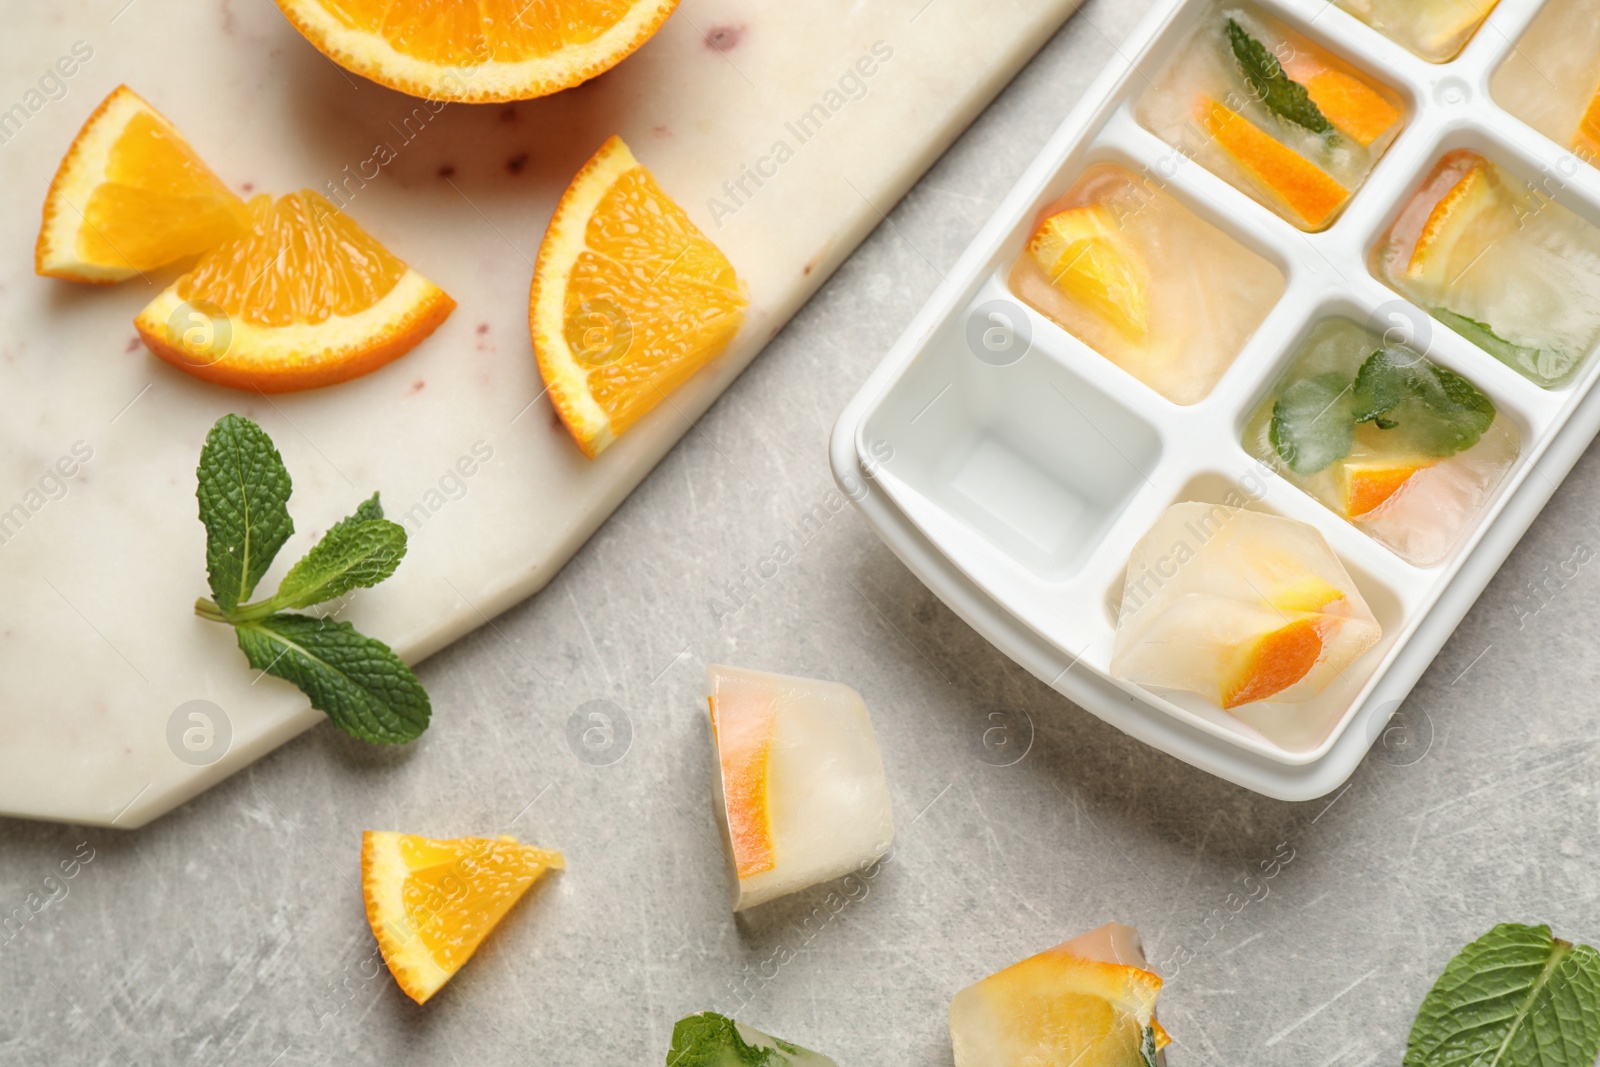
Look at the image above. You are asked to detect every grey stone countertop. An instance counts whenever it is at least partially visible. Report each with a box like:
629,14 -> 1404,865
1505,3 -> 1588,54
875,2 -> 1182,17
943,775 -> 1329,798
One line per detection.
4,2 -> 1599,1063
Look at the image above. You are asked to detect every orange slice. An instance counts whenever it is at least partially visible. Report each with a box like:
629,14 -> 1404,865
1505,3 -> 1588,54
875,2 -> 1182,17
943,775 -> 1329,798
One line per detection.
1340,459 -> 1429,517
1408,160 -> 1504,289
134,190 -> 454,392
1026,206 -> 1149,338
275,0 -> 680,103
36,85 -> 248,284
950,941 -> 1167,1065
362,831 -> 563,1005
1220,617 -> 1328,709
1305,70 -> 1401,147
1199,96 -> 1349,230
531,136 -> 748,458
708,695 -> 777,879
1573,83 -> 1600,159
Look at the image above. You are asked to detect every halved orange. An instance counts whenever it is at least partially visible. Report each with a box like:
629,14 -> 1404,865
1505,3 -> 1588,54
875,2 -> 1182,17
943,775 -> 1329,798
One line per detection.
275,0 -> 680,103
36,85 -> 248,284
1199,96 -> 1349,230
1026,206 -> 1149,338
1407,162 -> 1504,287
531,136 -> 748,458
134,190 -> 454,392
1340,459 -> 1429,517
362,831 -> 564,1005
707,695 -> 777,879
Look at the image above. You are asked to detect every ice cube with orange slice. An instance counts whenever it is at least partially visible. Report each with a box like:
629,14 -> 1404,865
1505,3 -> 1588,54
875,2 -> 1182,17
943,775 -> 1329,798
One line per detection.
1244,318 -> 1519,566
1336,0 -> 1500,64
361,831 -> 564,1005
706,665 -> 893,912
948,922 -> 1171,1067
1134,7 -> 1405,232
1111,504 -> 1381,711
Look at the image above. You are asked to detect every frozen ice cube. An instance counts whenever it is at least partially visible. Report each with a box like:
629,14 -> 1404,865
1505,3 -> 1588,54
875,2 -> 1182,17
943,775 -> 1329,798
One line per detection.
1112,504 -> 1381,710
949,923 -> 1170,1067
1245,318 -> 1520,566
1338,0 -> 1498,63
706,665 -> 893,912
1136,5 -> 1406,231
668,1012 -> 837,1066
1491,0 -> 1600,167
1374,150 -> 1600,389
1010,162 -> 1283,405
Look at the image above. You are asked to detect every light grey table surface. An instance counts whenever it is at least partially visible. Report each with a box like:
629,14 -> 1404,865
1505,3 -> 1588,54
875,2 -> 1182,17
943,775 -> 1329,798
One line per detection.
5,2 -> 1600,1064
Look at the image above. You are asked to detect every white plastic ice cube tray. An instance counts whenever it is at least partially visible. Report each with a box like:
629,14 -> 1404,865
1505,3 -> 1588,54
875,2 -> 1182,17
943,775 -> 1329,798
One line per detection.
830,0 -> 1600,799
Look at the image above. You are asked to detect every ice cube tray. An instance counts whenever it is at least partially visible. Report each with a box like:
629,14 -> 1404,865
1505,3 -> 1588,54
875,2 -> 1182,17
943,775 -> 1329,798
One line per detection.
829,0 -> 1600,799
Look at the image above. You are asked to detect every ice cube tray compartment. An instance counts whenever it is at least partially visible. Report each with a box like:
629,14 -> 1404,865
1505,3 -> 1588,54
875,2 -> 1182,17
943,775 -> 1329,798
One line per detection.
833,0 -> 1600,795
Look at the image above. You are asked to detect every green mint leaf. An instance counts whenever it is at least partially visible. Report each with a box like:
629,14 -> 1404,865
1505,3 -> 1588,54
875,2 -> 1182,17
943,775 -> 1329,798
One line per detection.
235,613 -> 429,744
667,1012 -> 834,1066
273,519 -> 407,611
327,492 -> 384,538
1406,922 -> 1600,1067
1352,348 -> 1495,457
1139,1026 -> 1160,1067
1433,307 -> 1575,388
196,414 -> 294,612
1270,371 -> 1354,474
1227,18 -> 1332,135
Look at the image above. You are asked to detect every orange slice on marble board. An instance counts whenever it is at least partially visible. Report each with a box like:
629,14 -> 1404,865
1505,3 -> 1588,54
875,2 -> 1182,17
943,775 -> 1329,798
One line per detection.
134,190 -> 454,392
274,0 -> 681,103
1199,96 -> 1349,229
530,135 -> 748,458
36,85 -> 248,283
362,831 -> 564,1005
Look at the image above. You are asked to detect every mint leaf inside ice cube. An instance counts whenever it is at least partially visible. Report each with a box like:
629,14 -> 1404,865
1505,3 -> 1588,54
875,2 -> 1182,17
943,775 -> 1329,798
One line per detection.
1352,348 -> 1495,457
1434,307 -> 1575,388
1227,19 -> 1333,135
1405,923 -> 1600,1067
1270,371 -> 1354,474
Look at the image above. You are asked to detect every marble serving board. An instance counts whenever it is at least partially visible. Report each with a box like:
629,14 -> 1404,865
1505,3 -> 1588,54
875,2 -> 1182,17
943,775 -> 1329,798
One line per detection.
0,0 -> 1085,828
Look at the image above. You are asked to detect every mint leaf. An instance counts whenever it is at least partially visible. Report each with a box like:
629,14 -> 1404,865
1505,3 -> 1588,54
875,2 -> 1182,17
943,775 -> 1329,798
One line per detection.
1227,19 -> 1332,135
327,492 -> 384,538
667,1012 -> 834,1066
235,613 -> 429,744
1433,307 -> 1574,388
1271,371 -> 1354,474
196,414 -> 293,612
1139,1026 -> 1160,1067
273,519 -> 407,611
1352,348 -> 1495,457
1406,923 -> 1600,1067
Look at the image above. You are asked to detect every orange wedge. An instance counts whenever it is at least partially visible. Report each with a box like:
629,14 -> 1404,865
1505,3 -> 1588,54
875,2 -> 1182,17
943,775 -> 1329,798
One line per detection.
362,831 -> 564,1005
275,0 -> 680,103
1220,617 -> 1328,709
36,85 -> 248,284
134,190 -> 454,392
708,695 -> 777,879
1573,83 -> 1600,159
1026,206 -> 1149,338
1340,459 -> 1429,517
950,940 -> 1168,1065
531,136 -> 748,458
1406,161 -> 1504,288
1199,96 -> 1349,230
1305,70 -> 1401,147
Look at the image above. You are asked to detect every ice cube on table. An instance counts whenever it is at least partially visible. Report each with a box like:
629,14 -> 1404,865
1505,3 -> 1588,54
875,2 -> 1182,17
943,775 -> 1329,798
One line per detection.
706,665 -> 893,912
1136,4 -> 1405,231
1010,162 -> 1283,405
949,922 -> 1171,1067
1245,318 -> 1520,566
1337,0 -> 1498,63
1491,0 -> 1600,167
668,1012 -> 837,1066
1374,149 -> 1600,389
1112,504 -> 1381,710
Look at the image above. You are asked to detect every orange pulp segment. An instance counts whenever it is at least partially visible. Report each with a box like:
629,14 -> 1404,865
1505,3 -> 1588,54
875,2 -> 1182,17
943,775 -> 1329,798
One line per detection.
1340,460 -> 1429,517
1406,161 -> 1502,287
36,85 -> 248,283
708,695 -> 777,879
1305,70 -> 1401,147
1220,617 -> 1328,709
1025,205 -> 1150,338
531,135 -> 748,458
1574,83 -> 1600,159
1199,96 -> 1350,229
361,831 -> 564,1005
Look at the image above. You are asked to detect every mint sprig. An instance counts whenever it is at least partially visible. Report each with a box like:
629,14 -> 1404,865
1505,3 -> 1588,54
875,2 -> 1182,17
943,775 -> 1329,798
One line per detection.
192,415 -> 430,744
667,1012 -> 834,1066
1406,923 -> 1600,1066
1227,19 -> 1333,136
